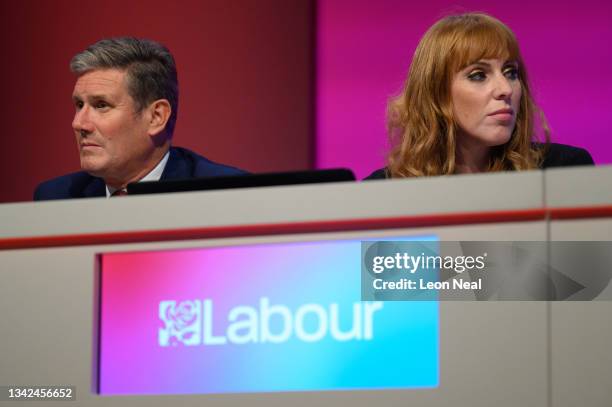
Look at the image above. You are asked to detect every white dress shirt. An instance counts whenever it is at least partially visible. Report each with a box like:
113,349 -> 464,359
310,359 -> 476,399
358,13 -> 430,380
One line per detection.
106,151 -> 170,198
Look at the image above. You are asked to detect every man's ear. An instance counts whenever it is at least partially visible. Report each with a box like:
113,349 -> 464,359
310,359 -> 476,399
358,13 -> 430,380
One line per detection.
147,99 -> 171,137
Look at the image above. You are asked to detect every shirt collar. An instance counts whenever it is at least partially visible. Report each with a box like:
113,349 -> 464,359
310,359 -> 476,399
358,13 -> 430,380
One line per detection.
106,151 -> 170,198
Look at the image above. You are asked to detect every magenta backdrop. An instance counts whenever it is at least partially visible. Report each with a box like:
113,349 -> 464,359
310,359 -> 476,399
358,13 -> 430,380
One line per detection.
316,0 -> 612,178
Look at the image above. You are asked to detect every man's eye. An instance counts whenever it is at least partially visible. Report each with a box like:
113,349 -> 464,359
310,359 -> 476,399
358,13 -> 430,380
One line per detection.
95,101 -> 109,109
504,67 -> 519,80
467,71 -> 486,82
75,101 -> 84,110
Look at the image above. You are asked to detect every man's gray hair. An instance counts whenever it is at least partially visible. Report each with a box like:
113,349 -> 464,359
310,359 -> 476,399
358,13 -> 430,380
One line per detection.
70,37 -> 179,137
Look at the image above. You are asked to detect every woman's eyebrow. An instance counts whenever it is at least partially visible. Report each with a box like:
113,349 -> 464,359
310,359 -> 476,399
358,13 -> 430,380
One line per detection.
466,60 -> 518,69
466,61 -> 492,69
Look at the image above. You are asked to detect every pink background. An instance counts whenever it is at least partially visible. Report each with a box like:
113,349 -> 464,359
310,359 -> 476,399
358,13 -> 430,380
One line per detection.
316,0 -> 612,178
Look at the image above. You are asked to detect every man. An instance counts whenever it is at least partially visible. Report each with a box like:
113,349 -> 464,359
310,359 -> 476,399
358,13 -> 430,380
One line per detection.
34,37 -> 245,200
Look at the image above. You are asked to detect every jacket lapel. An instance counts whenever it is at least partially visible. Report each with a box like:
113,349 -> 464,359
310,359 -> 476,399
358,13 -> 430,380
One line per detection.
82,177 -> 106,198
160,147 -> 190,180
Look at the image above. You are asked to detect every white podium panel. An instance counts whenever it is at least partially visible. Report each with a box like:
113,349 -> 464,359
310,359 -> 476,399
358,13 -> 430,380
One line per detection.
0,223 -> 548,407
0,167 -> 609,406
547,166 -> 612,407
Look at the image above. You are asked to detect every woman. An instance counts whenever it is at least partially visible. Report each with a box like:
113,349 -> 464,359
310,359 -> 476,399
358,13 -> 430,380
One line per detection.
366,13 -> 593,180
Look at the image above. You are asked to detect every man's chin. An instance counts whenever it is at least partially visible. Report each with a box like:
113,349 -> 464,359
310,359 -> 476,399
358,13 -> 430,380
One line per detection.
80,160 -> 108,178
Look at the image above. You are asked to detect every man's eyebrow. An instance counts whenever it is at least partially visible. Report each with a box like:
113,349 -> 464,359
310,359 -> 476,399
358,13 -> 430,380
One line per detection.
72,94 -> 111,101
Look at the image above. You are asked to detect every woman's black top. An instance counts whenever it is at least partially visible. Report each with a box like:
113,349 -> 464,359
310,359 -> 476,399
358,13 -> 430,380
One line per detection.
364,143 -> 594,180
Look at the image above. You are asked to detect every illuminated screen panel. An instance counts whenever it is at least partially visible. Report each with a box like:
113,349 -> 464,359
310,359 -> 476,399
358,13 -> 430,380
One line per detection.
98,237 -> 439,395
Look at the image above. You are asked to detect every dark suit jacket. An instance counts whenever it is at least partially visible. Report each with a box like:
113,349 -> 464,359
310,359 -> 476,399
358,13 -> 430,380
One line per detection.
364,143 -> 594,180
33,146 -> 247,200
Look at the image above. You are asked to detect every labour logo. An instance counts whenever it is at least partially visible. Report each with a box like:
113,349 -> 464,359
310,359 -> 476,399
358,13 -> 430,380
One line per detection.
159,300 -> 201,346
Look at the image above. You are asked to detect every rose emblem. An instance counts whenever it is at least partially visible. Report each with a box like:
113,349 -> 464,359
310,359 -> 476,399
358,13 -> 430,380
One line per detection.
166,301 -> 198,331
159,300 -> 201,346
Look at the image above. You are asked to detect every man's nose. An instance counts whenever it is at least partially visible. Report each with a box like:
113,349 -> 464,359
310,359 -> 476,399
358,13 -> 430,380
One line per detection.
72,106 -> 94,135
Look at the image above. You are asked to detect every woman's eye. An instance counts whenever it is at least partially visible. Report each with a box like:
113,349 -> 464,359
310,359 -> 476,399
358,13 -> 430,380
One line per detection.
467,71 -> 486,81
504,68 -> 519,80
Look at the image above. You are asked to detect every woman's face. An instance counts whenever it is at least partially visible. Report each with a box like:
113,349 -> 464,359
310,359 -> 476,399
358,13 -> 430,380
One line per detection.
450,58 -> 522,148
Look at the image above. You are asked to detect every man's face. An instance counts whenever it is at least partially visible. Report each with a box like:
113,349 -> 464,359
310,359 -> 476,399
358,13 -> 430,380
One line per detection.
72,69 -> 152,183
